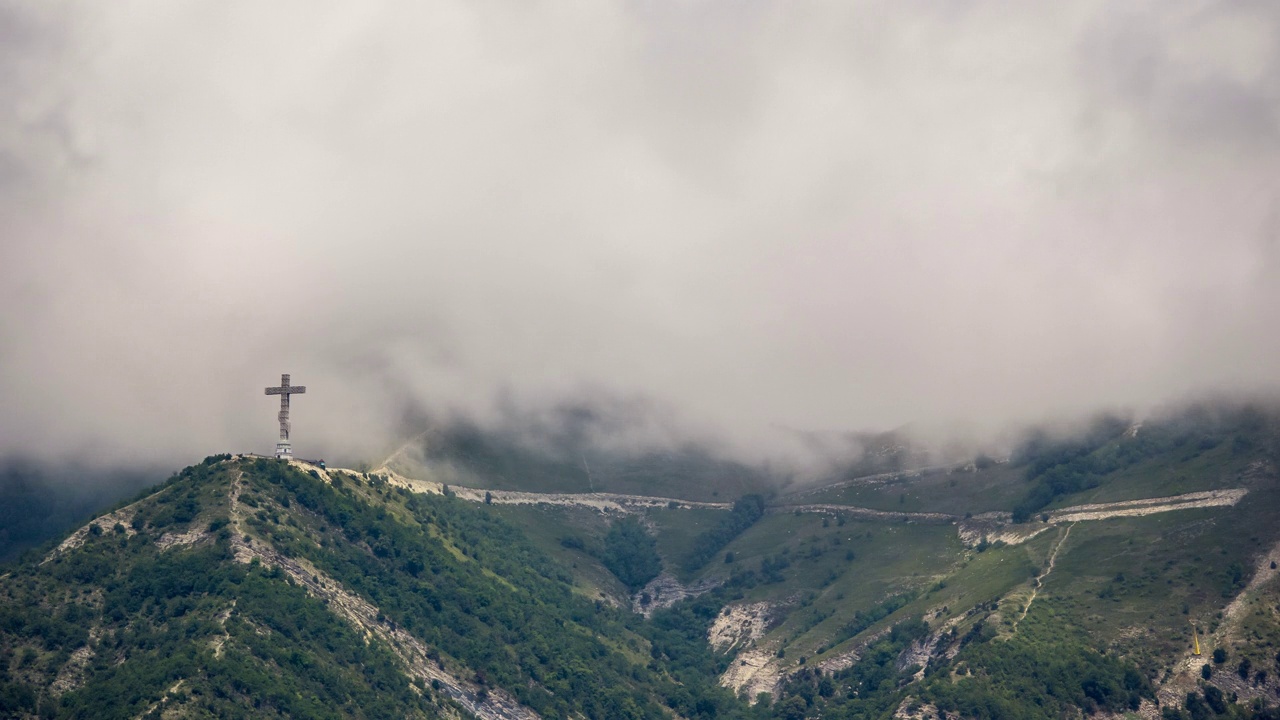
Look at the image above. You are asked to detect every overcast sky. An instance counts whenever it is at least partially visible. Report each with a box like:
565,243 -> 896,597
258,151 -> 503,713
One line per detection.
1,1 -> 1278,466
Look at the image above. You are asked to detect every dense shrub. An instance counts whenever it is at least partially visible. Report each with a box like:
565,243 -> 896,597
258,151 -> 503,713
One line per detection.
601,517 -> 662,591
683,495 -> 766,572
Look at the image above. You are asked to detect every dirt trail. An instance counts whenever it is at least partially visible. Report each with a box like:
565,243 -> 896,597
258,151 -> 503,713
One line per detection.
318,458 -> 1250,538
378,466 -> 731,513
773,503 -> 956,523
131,679 -> 185,720
783,465 -> 959,500
372,461 -> 945,519
1050,488 -> 1247,522
1011,524 -> 1073,631
958,489 -> 1248,547
366,461 -> 1247,538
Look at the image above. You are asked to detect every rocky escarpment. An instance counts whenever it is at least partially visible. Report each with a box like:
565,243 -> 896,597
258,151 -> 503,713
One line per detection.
720,647 -> 786,701
711,601 -> 788,701
709,601 -> 775,653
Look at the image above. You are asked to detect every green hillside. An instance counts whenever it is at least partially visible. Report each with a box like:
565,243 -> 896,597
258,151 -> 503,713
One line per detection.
2,402 -> 1279,719
0,456 -> 758,719
408,403 -> 1280,720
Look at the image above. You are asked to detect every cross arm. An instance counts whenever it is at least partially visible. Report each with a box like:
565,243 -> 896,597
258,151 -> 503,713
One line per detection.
265,386 -> 307,395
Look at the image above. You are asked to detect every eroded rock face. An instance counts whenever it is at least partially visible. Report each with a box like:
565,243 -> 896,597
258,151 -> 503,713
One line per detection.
50,637 -> 96,696
894,621 -> 960,681
892,699 -> 951,720
955,512 -> 1049,547
815,627 -> 889,676
632,572 -> 720,617
709,602 -> 774,653
720,647 -> 785,702
156,527 -> 209,550
710,601 -> 796,703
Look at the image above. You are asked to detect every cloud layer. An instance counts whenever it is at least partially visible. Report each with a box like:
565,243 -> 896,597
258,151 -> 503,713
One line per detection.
2,1 -> 1278,465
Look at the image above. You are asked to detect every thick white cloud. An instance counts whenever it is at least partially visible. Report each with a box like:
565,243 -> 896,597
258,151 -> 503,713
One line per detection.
1,0 -> 1277,465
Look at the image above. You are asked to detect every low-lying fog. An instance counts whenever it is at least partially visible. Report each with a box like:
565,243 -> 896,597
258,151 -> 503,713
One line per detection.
2,2 -> 1278,472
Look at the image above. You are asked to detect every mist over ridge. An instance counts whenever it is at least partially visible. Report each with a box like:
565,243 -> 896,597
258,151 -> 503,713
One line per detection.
1,2 -> 1278,469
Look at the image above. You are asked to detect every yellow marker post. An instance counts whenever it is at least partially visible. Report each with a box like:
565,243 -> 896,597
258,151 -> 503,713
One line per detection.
1191,622 -> 1202,656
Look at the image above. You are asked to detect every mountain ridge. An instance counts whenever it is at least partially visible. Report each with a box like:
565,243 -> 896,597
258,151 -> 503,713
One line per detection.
2,401 -> 1279,719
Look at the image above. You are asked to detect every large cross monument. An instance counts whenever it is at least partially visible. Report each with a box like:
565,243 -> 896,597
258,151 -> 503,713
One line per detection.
264,373 -> 306,459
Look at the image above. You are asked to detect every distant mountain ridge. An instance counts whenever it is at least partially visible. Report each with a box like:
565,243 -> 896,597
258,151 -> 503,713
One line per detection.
0,459 -> 161,562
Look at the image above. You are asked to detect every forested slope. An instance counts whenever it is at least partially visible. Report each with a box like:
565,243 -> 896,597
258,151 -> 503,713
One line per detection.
0,456 -> 760,719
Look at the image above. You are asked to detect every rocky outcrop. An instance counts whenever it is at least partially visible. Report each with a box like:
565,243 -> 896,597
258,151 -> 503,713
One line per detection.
50,638 -> 96,696
43,503 -> 139,563
632,572 -> 720,616
893,699 -> 951,719
709,602 -> 774,653
720,648 -> 785,701
156,526 -> 210,550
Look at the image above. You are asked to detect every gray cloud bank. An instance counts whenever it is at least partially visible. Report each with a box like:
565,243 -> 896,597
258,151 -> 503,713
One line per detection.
1,1 -> 1278,467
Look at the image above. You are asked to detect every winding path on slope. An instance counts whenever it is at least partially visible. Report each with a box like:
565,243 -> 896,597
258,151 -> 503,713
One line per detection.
1011,523 -> 1074,632
300,459 -> 1248,541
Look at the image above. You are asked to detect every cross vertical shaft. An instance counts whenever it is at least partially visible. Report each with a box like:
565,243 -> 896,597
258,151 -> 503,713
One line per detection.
278,391 -> 290,440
